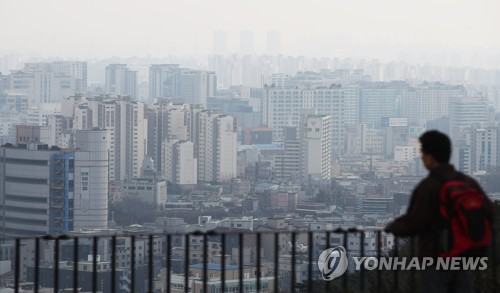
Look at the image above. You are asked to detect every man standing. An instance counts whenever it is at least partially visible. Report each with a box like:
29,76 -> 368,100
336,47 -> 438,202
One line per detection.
385,130 -> 493,293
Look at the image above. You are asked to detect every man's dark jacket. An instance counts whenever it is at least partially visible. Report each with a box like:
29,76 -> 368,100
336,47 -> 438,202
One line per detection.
385,164 -> 494,257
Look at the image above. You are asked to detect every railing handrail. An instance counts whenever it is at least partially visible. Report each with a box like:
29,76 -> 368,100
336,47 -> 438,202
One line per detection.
0,226 -> 387,241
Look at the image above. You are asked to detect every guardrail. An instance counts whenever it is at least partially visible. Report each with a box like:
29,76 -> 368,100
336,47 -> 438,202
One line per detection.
0,227 -> 498,292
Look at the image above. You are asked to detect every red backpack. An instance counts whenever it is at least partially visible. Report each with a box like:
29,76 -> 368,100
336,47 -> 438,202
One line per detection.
436,173 -> 492,257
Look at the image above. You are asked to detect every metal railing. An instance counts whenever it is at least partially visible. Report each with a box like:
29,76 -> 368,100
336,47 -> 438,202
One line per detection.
0,227 -> 498,293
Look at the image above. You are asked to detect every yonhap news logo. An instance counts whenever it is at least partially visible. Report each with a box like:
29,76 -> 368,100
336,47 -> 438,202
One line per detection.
317,246 -> 489,281
317,246 -> 349,281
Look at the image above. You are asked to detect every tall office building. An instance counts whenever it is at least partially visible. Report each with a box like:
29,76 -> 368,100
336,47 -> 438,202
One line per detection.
0,130 -> 109,237
105,64 -> 137,99
213,30 -> 228,55
266,31 -> 281,56
301,114 -> 332,182
240,30 -> 254,56
196,110 -> 237,182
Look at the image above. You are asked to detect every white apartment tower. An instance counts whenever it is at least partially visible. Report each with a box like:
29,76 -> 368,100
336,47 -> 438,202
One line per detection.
470,126 -> 499,173
92,97 -> 146,180
197,110 -> 237,182
163,139 -> 197,186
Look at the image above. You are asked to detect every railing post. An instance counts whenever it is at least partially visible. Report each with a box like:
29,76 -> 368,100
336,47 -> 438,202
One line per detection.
256,232 -> 261,293
239,233 -> 244,293
291,231 -> 296,293
34,238 -> 39,293
73,237 -> 79,293
131,235 -> 136,293
111,235 -> 116,293
93,236 -> 98,293
203,232 -> 208,293
184,234 -> 189,293
308,231 -> 313,293
377,230 -> 382,293
221,233 -> 226,293
54,237 -> 59,293
274,232 -> 279,293
166,234 -> 171,293
14,238 -> 20,293
149,234 -> 154,293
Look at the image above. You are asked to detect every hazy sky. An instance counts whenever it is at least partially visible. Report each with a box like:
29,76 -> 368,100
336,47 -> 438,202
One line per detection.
1,0 -> 499,62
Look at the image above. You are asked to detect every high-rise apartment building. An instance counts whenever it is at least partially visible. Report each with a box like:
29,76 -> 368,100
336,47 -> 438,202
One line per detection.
359,81 -> 408,125
400,83 -> 466,126
264,86 -> 356,153
148,65 -> 216,107
24,61 -> 87,93
470,126 -> 499,173
163,139 -> 197,186
180,70 -> 216,107
449,97 -> 490,141
196,110 -> 237,182
88,96 -> 146,181
105,64 -> 137,99
1,61 -> 86,107
147,99 -> 190,172
149,64 -> 181,104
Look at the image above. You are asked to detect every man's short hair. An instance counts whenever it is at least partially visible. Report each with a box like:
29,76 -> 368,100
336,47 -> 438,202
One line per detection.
419,130 -> 452,163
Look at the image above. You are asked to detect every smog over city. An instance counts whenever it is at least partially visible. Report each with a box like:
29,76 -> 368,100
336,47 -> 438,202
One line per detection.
0,0 -> 499,292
